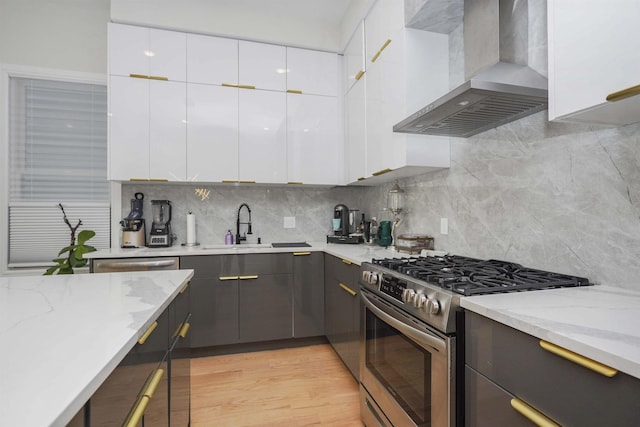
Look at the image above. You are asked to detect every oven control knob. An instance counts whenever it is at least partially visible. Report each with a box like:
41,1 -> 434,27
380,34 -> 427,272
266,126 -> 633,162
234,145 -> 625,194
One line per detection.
414,293 -> 427,308
402,289 -> 415,303
368,273 -> 380,286
428,298 -> 441,314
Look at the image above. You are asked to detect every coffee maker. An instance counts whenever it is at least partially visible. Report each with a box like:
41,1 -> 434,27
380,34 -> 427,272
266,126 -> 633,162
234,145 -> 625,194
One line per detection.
120,192 -> 146,248
326,204 -> 363,244
148,200 -> 173,247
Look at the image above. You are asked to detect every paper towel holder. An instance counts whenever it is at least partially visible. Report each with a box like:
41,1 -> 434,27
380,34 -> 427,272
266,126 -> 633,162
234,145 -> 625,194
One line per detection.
182,211 -> 200,247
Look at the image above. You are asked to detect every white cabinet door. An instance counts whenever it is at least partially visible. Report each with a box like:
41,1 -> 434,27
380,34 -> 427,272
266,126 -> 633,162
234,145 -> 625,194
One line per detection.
343,21 -> 366,94
149,80 -> 187,181
239,41 -> 286,91
345,78 -> 367,184
287,93 -> 340,185
364,0 -> 404,64
109,23 -> 186,81
239,90 -> 287,183
187,83 -> 239,182
548,1 -> 640,124
286,48 -> 338,96
109,76 -> 150,181
187,34 -> 238,86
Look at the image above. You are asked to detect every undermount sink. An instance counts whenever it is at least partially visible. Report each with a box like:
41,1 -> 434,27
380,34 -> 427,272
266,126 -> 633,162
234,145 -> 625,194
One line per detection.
199,243 -> 272,250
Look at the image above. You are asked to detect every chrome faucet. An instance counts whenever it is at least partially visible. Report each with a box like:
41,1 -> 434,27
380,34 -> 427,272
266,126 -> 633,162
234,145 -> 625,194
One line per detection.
236,203 -> 252,244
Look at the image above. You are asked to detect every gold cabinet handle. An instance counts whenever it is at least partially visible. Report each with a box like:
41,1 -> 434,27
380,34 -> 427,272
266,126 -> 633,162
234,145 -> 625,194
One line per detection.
128,178 -> 169,182
357,177 -> 366,181
287,89 -> 303,94
219,276 -> 239,281
123,395 -> 150,427
138,321 -> 158,345
606,83 -> 640,102
238,180 -> 257,184
179,282 -> 190,294
287,181 -> 303,185
341,259 -> 352,265
372,168 -> 392,176
239,275 -> 259,280
178,322 -> 191,338
510,398 -> 560,427
371,39 -> 392,63
149,75 -> 169,81
539,340 -> 618,377
128,74 -> 168,81
293,252 -> 311,256
144,368 -> 165,398
339,282 -> 357,296
222,179 -> 239,183
238,84 -> 256,90
355,70 -> 365,81
222,83 -> 239,88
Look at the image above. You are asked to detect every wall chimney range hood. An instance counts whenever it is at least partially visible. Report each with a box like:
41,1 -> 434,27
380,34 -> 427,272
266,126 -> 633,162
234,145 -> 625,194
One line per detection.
394,0 -> 548,138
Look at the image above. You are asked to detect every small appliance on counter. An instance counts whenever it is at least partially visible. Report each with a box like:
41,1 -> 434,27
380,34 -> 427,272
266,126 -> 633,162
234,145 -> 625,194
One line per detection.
395,234 -> 434,254
149,200 -> 173,247
327,204 -> 363,244
120,192 -> 146,248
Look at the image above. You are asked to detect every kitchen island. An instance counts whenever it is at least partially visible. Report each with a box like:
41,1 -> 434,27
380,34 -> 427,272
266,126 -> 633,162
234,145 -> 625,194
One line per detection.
0,269 -> 194,427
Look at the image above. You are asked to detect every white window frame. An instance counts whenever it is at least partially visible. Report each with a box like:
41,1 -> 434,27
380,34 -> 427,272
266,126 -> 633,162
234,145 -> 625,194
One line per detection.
0,63 -> 109,275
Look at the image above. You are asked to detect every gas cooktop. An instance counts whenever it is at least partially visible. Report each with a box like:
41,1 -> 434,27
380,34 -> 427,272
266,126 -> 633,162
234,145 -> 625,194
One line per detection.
360,254 -> 592,334
371,254 -> 590,296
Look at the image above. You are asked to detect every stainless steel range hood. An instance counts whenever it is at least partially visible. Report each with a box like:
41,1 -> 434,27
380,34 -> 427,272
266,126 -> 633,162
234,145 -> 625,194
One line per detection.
394,0 -> 548,138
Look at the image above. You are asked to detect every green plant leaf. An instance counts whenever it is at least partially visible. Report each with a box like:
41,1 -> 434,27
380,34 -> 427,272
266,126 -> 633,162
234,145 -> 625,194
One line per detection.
77,229 -> 96,245
44,265 -> 58,275
58,245 -> 74,255
74,246 -> 88,259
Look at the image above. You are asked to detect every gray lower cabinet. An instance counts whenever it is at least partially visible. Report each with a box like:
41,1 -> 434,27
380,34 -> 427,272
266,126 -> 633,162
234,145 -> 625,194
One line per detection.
465,311 -> 640,427
324,254 -> 360,379
293,251 -> 324,338
181,253 -> 295,346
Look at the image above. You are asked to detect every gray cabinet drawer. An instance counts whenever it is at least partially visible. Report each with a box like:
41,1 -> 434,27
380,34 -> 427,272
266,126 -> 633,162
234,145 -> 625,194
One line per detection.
465,311 -> 640,426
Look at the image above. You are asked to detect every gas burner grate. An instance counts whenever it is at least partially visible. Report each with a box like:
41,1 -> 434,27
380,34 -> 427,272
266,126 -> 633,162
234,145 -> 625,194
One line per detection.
371,256 -> 590,296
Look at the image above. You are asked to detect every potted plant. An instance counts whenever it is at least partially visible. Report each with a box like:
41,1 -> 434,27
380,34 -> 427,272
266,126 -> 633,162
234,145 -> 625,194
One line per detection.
44,203 -> 97,275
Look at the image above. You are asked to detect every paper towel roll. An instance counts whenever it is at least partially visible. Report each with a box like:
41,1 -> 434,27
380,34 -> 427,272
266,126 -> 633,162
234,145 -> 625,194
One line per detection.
186,212 -> 196,245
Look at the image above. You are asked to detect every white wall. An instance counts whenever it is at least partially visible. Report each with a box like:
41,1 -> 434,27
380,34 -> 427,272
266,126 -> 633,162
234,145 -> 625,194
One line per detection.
0,0 -> 109,73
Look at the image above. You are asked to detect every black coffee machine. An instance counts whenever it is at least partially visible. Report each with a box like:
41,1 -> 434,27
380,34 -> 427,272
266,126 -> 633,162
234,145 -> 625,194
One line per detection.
327,204 -> 362,244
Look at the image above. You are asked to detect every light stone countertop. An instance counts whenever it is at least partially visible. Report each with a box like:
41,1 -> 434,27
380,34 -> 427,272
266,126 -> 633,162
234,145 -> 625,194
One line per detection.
85,241 -> 405,266
0,269 -> 194,427
460,285 -> 640,380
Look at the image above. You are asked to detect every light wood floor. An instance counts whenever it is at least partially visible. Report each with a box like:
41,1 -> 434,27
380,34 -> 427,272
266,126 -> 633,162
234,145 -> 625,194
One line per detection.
191,344 -> 364,426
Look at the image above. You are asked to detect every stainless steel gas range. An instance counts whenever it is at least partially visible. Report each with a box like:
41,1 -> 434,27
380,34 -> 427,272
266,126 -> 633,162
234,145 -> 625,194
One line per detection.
359,254 -> 590,427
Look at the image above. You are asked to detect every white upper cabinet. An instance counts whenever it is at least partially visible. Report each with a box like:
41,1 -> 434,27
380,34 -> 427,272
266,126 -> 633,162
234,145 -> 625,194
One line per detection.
239,41 -> 287,91
109,23 -> 186,81
186,83 -> 239,182
239,90 -> 287,183
287,93 -> 341,185
352,0 -> 450,185
286,47 -> 338,96
343,21 -> 366,94
548,1 -> 640,124
187,34 -> 238,86
345,75 -> 367,184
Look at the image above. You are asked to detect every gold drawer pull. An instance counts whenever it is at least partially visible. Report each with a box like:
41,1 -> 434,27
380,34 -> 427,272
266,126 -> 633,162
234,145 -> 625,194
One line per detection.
287,181 -> 303,185
371,39 -> 392,63
130,73 -> 149,79
287,89 -> 303,94
341,259 -> 352,265
178,322 -> 191,338
179,282 -> 190,294
339,282 -> 357,296
222,83 -> 239,88
143,368 -> 165,398
238,84 -> 256,90
539,340 -> 618,377
123,395 -> 150,427
138,321 -> 158,345
128,177 -> 169,182
357,177 -> 366,181
510,398 -> 560,427
372,167 -> 392,176
239,275 -> 259,280
355,70 -> 365,81
238,180 -> 257,184
222,179 -> 239,183
219,276 -> 239,281
293,252 -> 311,256
149,75 -> 169,81
606,83 -> 640,102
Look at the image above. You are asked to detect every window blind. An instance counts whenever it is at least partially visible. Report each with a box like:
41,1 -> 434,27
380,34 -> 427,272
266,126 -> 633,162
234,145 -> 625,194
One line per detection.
8,77 -> 110,266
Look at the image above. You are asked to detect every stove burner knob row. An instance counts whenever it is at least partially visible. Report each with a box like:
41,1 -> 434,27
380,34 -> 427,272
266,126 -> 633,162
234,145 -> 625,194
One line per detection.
402,288 -> 415,304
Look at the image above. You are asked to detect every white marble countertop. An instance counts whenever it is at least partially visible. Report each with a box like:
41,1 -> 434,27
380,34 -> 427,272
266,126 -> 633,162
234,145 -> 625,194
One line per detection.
0,269 -> 194,427
461,285 -> 640,380
85,241 -> 406,266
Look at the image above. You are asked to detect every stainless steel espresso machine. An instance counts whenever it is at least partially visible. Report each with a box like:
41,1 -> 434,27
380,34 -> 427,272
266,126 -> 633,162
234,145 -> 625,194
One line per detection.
148,200 -> 173,247
120,192 -> 146,248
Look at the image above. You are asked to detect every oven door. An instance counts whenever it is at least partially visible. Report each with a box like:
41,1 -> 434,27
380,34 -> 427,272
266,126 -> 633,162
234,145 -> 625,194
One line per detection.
360,289 -> 454,427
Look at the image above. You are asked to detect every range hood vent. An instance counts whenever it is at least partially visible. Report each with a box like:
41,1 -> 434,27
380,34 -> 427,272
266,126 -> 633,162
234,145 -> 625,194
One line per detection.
395,0 -> 548,138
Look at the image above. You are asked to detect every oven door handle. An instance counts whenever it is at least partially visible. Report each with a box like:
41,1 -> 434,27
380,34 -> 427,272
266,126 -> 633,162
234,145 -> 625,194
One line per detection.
361,292 -> 447,353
